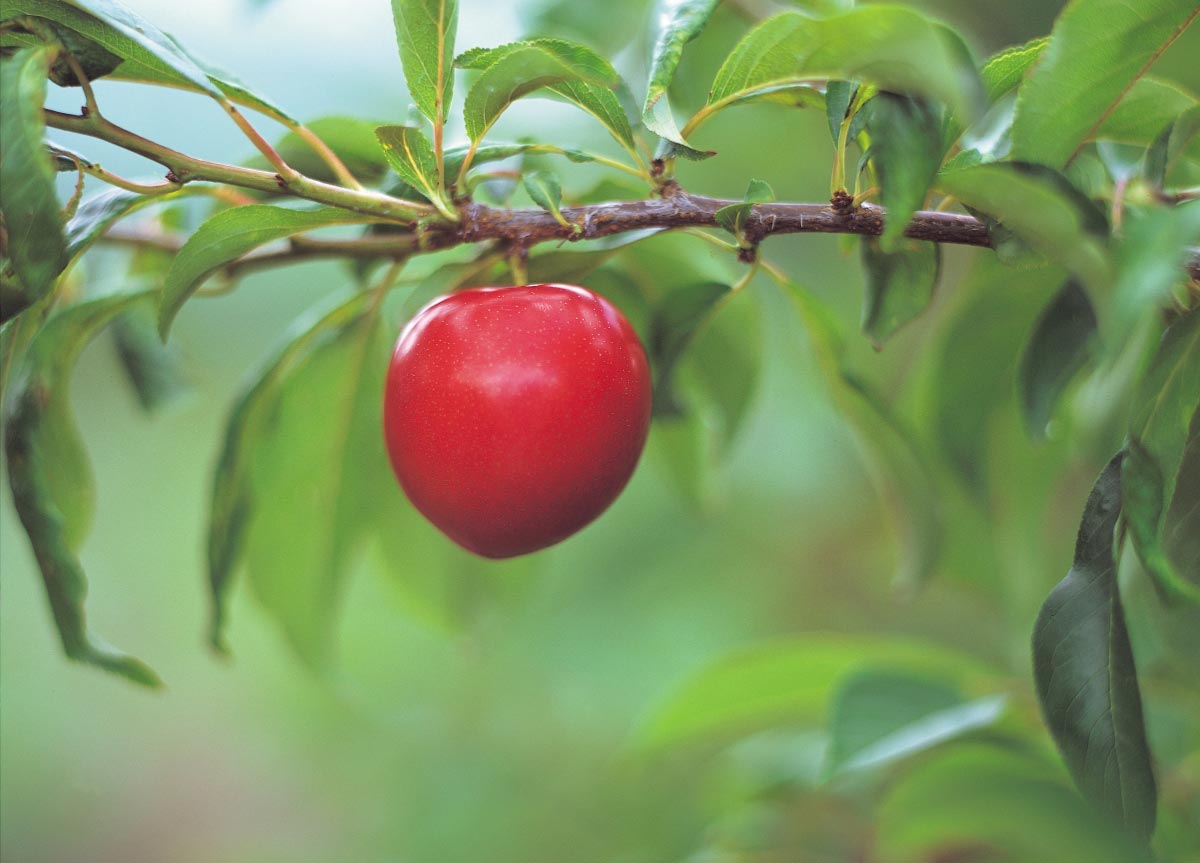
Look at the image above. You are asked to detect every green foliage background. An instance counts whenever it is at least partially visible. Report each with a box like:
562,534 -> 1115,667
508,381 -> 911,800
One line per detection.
2,0 -> 1199,861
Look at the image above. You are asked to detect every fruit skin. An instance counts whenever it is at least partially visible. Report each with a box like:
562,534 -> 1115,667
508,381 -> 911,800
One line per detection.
383,283 -> 653,559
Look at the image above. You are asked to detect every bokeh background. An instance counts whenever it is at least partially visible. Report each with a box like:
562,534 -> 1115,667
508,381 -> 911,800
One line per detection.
3,1 -> 1200,861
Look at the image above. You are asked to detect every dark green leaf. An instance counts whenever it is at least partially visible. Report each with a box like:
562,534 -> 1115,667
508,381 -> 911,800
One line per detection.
860,238 -> 940,348
641,0 -> 720,150
1145,104 -> 1200,187
1018,279 -> 1097,439
825,80 -> 854,143
867,93 -> 944,250
707,8 -> 984,125
1011,0 -> 1200,168
390,0 -> 458,124
1032,455 -> 1157,839
111,303 -> 190,413
64,188 -> 159,262
0,47 -> 66,322
936,162 -> 1111,294
649,281 -> 729,414
207,291 -> 372,655
2,290 -> 162,687
458,38 -> 620,142
159,205 -> 365,338
826,670 -> 1006,776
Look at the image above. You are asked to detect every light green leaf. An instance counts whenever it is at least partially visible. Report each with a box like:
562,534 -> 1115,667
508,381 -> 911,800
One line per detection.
782,0 -> 853,13
866,93 -> 944,250
245,116 -> 390,185
1017,279 -> 1097,439
375,125 -> 446,206
0,47 -> 66,323
935,162 -> 1111,296
713,179 -> 775,239
641,0 -> 720,150
980,36 -> 1048,103
545,79 -> 636,151
826,670 -> 1006,776
1011,0 -> 1200,168
521,169 -> 563,216
391,0 -> 457,124
1032,456 -> 1157,840
1095,77 -> 1195,148
3,290 -> 162,687
708,8 -> 984,125
860,238 -> 940,348
633,635 -> 992,752
241,307 -> 396,669
458,38 -> 620,142
207,291 -> 372,655
1123,307 -> 1200,604
159,205 -> 366,338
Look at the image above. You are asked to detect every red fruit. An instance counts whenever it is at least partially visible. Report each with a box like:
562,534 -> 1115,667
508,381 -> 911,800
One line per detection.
383,283 -> 653,559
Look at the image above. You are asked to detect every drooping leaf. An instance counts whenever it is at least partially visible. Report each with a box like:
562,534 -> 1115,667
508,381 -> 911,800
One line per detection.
3,0 -> 218,94
159,205 -> 367,338
207,291 -> 372,655
860,238 -> 940,348
64,187 -> 173,263
707,8 -> 983,126
3,290 -> 162,687
633,635 -> 991,752
826,669 -> 1006,777
641,0 -> 720,154
240,305 -> 397,669
0,47 -> 66,323
867,93 -> 944,250
1123,307 -> 1200,604
390,0 -> 458,124
375,125 -> 447,207
935,162 -> 1111,295
1018,279 -> 1097,439
1032,455 -> 1157,840
458,38 -> 620,143
1011,0 -> 1200,168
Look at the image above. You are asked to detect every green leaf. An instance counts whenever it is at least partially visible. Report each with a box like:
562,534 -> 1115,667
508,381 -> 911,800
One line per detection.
1032,455 -> 1157,840
0,47 -> 66,323
641,0 -> 720,152
207,291 -> 372,655
1017,279 -> 1097,440
935,162 -> 1111,295
2,290 -> 162,687
1108,202 -> 1200,350
826,670 -> 1006,776
246,116 -> 390,185
877,745 -> 1156,863
860,238 -> 940,348
521,169 -> 563,215
544,79 -> 636,152
375,125 -> 446,207
458,38 -> 620,143
1011,0 -> 1200,169
2,0 -> 218,94
1145,104 -> 1200,187
713,179 -> 775,239
866,94 -> 944,250
111,302 -> 190,413
707,8 -> 983,125
64,187 -> 161,262
782,0 -> 853,12
633,635 -> 992,752
649,281 -> 730,415
824,80 -> 855,143
980,36 -> 1048,103
390,0 -> 458,124
159,205 -> 366,338
1123,307 -> 1200,604
1095,77 -> 1196,148
240,306 -> 396,669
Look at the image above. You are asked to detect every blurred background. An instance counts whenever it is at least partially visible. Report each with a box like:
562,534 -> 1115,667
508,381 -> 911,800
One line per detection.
3,1 -> 1200,861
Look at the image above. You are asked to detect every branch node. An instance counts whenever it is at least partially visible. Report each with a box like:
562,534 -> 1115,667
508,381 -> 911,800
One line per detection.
830,189 -> 855,215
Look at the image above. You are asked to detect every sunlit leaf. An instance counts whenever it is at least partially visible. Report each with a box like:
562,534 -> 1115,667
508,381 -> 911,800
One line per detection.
391,0 -> 458,124
1011,0 -> 1200,168
980,36 -> 1048,103
707,8 -> 983,125
159,205 -> 367,338
0,47 -> 66,323
860,238 -> 940,348
641,0 -> 720,155
3,290 -> 162,687
1033,455 -> 1157,839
